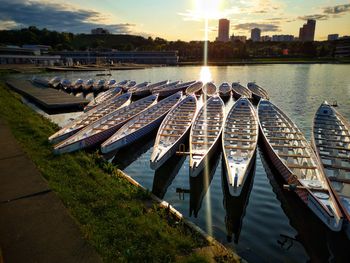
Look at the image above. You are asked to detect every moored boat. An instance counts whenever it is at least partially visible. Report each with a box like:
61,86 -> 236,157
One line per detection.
82,79 -> 94,93
186,81 -> 203,96
219,82 -> 232,97
189,96 -> 224,177
54,94 -> 158,154
150,94 -> 198,170
92,79 -> 106,92
128,81 -> 149,93
311,101 -> 350,236
247,82 -> 269,102
84,86 -> 123,112
48,76 -> 61,89
222,98 -> 258,196
258,99 -> 343,231
150,81 -> 180,93
232,82 -> 252,99
202,82 -> 218,97
101,92 -> 183,154
31,76 -> 49,87
49,93 -> 132,144
60,79 -> 72,92
71,79 -> 84,93
133,80 -> 169,97
153,81 -> 196,97
123,80 -> 136,91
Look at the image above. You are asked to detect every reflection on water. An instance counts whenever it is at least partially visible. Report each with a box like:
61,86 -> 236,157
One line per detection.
222,153 -> 256,244
190,152 -> 221,218
22,65 -> 350,262
259,147 -> 350,263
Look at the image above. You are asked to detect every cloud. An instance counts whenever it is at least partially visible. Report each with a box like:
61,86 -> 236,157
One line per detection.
323,4 -> 350,14
298,14 -> 329,21
233,23 -> 280,32
0,0 -> 135,34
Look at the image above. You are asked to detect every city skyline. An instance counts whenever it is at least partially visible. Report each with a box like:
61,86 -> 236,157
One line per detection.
0,0 -> 349,41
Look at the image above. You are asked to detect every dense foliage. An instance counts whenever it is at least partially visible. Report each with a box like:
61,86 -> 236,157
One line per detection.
0,26 -> 337,61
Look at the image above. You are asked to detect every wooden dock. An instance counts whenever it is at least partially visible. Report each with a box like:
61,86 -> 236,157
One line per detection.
6,80 -> 89,111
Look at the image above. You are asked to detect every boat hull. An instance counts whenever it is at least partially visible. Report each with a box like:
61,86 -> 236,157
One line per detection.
259,128 -> 342,231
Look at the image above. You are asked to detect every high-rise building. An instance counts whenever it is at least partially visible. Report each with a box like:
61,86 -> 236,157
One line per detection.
230,35 -> 247,43
299,20 -> 316,41
216,19 -> 230,42
328,34 -> 339,41
251,28 -> 261,42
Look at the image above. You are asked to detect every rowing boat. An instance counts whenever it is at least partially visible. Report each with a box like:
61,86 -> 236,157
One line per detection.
71,79 -> 84,93
48,76 -> 61,89
48,93 -> 132,144
82,79 -> 94,93
186,81 -> 203,95
219,82 -> 232,97
152,81 -> 196,97
92,79 -> 106,92
202,82 -> 218,97
84,87 -> 123,112
101,92 -> 183,153
128,81 -> 149,93
151,81 -> 179,93
258,99 -> 343,231
247,82 -> 269,102
189,96 -> 224,177
150,94 -> 198,170
222,98 -> 258,196
123,80 -> 136,91
54,94 -> 158,154
133,80 -> 169,96
31,76 -> 49,87
311,101 -> 350,236
231,82 -> 252,99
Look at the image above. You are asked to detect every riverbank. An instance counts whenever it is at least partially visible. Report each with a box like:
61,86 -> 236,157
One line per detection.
0,82 -> 240,262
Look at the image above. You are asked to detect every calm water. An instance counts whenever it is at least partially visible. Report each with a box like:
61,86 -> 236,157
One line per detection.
30,65 -> 350,262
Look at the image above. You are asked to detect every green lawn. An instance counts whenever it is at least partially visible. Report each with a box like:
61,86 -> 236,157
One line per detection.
0,82 -> 239,262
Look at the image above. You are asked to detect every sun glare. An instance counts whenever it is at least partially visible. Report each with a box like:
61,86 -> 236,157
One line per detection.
200,66 -> 212,83
194,0 -> 224,19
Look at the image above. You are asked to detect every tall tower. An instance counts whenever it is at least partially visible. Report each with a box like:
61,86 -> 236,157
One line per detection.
251,28 -> 261,42
299,19 -> 316,41
217,19 -> 230,42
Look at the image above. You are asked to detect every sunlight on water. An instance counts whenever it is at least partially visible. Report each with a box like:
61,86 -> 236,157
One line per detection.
200,66 -> 212,83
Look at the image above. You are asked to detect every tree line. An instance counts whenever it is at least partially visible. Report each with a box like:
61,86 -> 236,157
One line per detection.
0,26 -> 337,61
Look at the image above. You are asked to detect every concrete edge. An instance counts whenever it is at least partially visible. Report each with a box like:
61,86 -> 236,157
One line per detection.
117,169 -> 243,262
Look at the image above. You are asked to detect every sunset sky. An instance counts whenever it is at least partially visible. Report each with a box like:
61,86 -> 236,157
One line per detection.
0,0 -> 349,41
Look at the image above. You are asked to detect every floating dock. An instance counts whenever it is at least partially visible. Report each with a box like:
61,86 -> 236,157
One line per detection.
6,80 -> 89,111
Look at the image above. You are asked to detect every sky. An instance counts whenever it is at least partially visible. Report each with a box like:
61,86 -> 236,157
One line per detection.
0,0 -> 349,41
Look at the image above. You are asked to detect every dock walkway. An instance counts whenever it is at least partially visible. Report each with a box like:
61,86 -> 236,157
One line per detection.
0,119 -> 102,263
6,80 -> 89,111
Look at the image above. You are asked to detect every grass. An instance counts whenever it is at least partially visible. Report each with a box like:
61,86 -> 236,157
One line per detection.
0,81 -> 233,262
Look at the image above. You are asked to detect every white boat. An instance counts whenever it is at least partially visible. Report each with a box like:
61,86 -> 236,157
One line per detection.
83,79 -> 94,93
71,79 -> 84,93
189,96 -> 224,177
92,79 -> 106,92
311,101 -> 350,236
123,80 -> 136,91
153,81 -> 196,97
60,79 -> 72,91
105,79 -> 117,90
84,87 -> 123,112
150,81 -> 180,93
222,98 -> 258,196
258,99 -> 343,231
128,81 -> 149,93
101,92 -> 183,153
54,94 -> 158,154
48,76 -> 61,88
150,94 -> 198,170
202,82 -> 218,97
219,82 -> 232,97
133,80 -> 169,96
247,82 -> 269,102
232,82 -> 252,99
186,81 -> 203,95
49,93 -> 132,144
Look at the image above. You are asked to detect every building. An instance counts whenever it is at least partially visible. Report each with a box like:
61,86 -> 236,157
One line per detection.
51,50 -> 179,65
328,34 -> 339,41
334,37 -> 350,57
261,36 -> 271,42
0,46 -> 60,65
230,35 -> 247,43
251,28 -> 261,42
91,28 -> 110,35
299,19 -> 316,41
272,35 -> 294,42
216,19 -> 230,42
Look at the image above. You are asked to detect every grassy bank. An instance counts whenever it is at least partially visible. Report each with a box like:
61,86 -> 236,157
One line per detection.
0,82 -> 237,262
